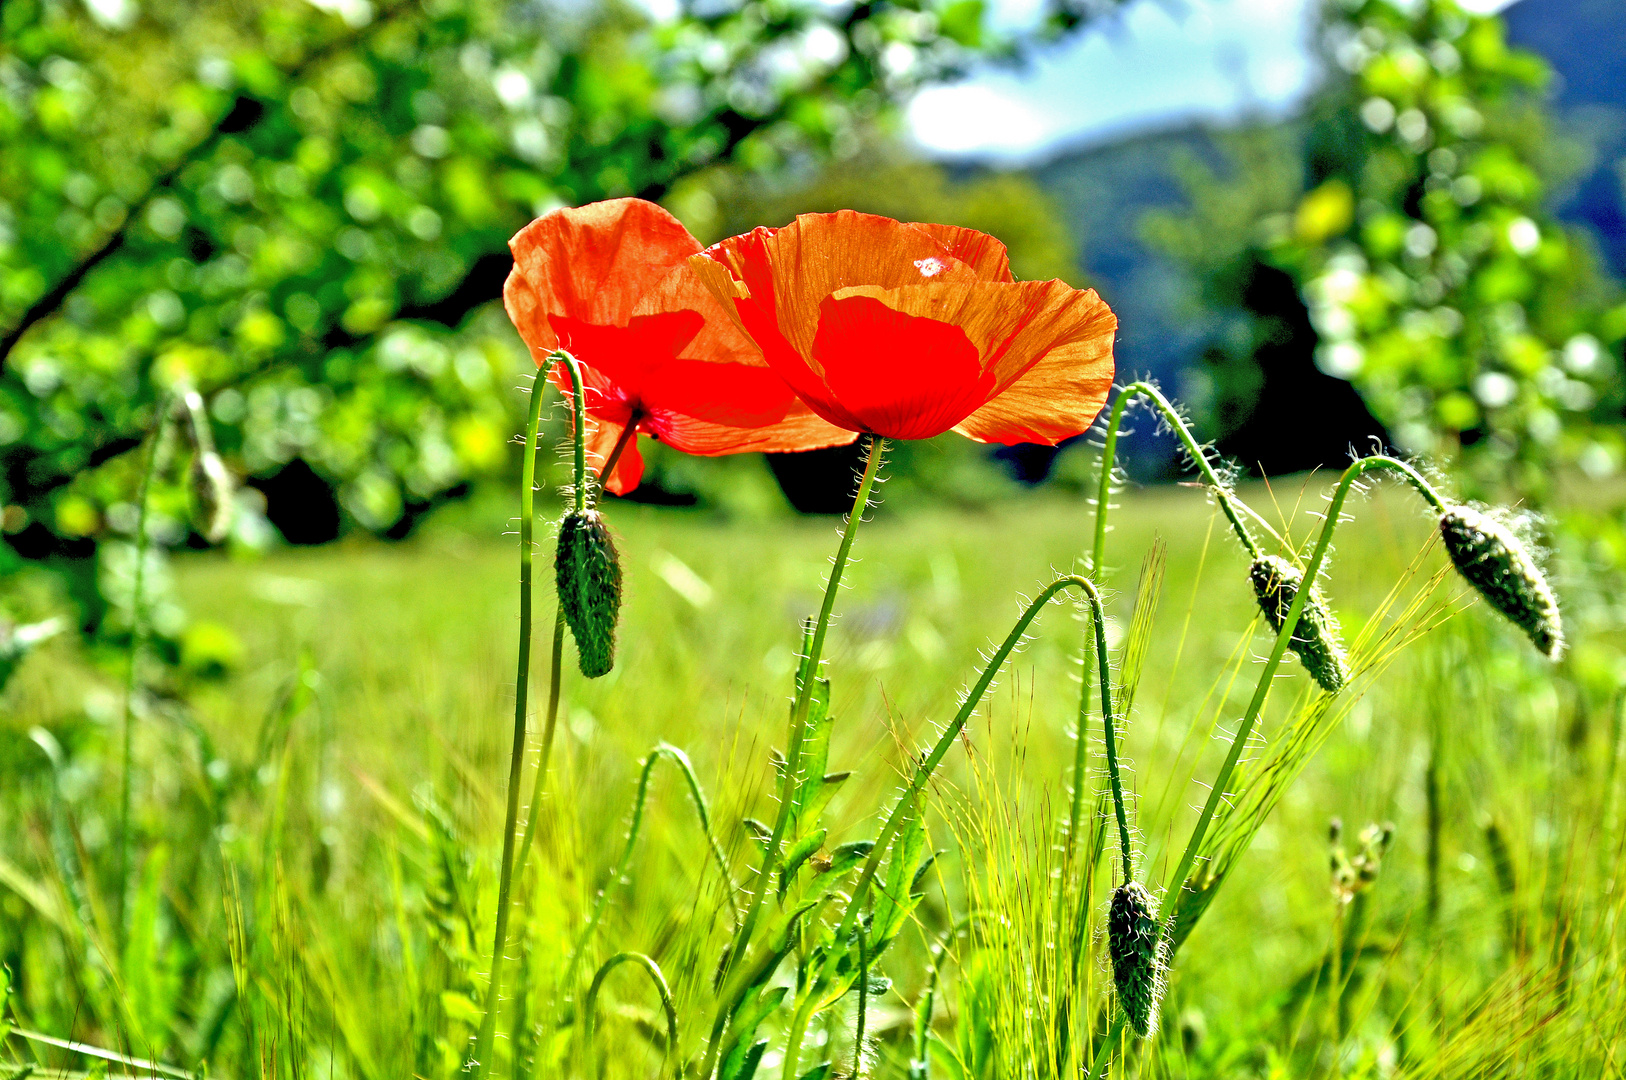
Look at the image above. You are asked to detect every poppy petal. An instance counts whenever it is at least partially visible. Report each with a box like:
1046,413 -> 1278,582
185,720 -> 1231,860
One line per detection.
651,404 -> 860,457
808,293 -> 995,439
911,223 -> 1015,282
951,286 -> 1116,445
829,279 -> 1116,444
504,198 -> 700,359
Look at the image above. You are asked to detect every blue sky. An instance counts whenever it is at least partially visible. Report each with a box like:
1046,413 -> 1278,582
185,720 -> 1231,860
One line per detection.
907,0 -> 1517,162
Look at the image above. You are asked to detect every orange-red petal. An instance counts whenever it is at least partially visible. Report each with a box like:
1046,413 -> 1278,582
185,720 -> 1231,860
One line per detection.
823,279 -> 1117,443
504,198 -> 701,361
911,223 -> 1015,282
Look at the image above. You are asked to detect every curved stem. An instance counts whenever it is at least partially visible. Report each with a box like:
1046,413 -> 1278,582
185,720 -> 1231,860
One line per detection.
1092,382 -> 1261,583
470,362 -> 554,1079
554,350 -> 589,513
833,574 -> 1111,948
1158,454 -> 1439,914
564,744 -> 737,1010
118,394 -> 171,944
779,992 -> 819,1080
700,437 -> 886,1078
582,952 -> 678,1078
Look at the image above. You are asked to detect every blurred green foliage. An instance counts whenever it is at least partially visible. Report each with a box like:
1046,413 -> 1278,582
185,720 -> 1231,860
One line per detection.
0,0 -> 1111,665
1149,0 -> 1626,504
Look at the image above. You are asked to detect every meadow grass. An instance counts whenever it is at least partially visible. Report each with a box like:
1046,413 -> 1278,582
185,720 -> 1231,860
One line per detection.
1,475 -> 1621,1078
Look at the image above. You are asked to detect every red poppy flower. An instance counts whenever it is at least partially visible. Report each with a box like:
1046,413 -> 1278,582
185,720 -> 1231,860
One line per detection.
503,199 -> 857,494
687,210 -> 1117,444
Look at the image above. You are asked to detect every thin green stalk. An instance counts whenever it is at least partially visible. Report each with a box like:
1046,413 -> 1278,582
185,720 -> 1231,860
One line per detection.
583,952 -> 677,1078
1086,1014 -> 1126,1080
1092,382 -> 1261,582
1159,454 -> 1441,913
515,607 -> 565,880
557,351 -> 590,513
1077,454 -> 1442,1080
1062,627 -> 1096,879
470,360 -> 556,1080
118,394 -> 171,942
832,574 -> 1112,949
700,436 -> 885,1080
852,925 -> 868,1079
515,397 -> 634,883
779,992 -> 820,1080
564,744 -> 737,996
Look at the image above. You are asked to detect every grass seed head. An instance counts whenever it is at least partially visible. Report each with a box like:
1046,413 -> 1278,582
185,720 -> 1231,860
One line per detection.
556,508 -> 622,677
1108,880 -> 1167,1038
1438,505 -> 1563,660
1249,555 -> 1349,693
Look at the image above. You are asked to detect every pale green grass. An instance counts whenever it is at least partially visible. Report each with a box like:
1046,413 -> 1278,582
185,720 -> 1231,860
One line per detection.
1,477 -> 1620,1078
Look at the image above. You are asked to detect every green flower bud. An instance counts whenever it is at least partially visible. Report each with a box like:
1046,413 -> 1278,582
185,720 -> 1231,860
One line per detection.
1439,505 -> 1563,660
1108,880 -> 1167,1038
1250,555 -> 1349,693
556,509 -> 622,677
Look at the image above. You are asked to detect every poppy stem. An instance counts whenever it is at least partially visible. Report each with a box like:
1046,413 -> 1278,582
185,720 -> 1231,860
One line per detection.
599,417 -> 640,487
828,574 -> 1113,971
700,435 -> 886,1080
1091,382 -> 1265,582
553,350 -> 590,513
469,360 -> 555,1080
1160,453 -> 1442,930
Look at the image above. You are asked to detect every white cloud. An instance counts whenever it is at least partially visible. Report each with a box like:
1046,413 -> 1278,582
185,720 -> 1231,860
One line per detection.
909,0 -> 1517,161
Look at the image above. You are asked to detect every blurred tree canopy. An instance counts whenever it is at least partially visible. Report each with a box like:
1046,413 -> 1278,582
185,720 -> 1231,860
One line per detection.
0,0 -> 1116,661
1148,0 -> 1626,504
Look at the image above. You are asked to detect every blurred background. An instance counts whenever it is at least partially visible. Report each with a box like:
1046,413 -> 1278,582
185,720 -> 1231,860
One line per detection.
3,2 -> 1626,1071
1,0 -> 1623,667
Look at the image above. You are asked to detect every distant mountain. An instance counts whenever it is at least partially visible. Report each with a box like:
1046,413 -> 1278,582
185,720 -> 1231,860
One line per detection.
1503,0 -> 1626,274
1014,0 -> 1626,479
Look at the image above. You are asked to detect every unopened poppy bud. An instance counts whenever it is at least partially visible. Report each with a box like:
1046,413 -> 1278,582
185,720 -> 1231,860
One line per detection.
556,508 -> 622,677
1438,505 -> 1563,660
191,450 -> 235,544
1249,555 -> 1348,693
1108,880 -> 1167,1038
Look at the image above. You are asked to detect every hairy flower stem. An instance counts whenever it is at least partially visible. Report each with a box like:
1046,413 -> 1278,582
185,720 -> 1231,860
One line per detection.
1160,455 -> 1440,922
830,575 -> 1113,959
1082,455 -> 1443,1079
1092,382 -> 1265,582
700,437 -> 885,1080
470,355 -> 573,1079
118,395 -> 171,943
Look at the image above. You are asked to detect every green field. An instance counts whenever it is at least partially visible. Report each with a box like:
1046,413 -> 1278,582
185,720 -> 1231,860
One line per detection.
2,478 -> 1620,1078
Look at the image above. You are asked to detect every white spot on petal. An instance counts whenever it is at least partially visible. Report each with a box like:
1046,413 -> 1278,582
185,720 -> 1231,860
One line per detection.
914,257 -> 946,278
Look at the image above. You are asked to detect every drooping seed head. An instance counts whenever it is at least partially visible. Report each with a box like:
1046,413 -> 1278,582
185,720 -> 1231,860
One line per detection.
1108,880 -> 1167,1038
1438,505 -> 1563,660
556,508 -> 622,677
1249,555 -> 1349,693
